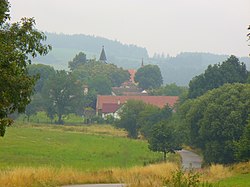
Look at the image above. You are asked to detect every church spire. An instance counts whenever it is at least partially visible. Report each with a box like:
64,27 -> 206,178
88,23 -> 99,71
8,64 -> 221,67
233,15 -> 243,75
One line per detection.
141,58 -> 144,67
99,46 -> 107,63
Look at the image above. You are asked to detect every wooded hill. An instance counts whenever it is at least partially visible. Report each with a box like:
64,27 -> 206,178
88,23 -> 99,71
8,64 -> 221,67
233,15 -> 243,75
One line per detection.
35,32 -> 250,86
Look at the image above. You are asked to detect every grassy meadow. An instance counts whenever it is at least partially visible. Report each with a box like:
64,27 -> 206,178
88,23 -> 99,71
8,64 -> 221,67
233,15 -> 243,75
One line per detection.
0,123 -> 249,187
0,123 -> 163,170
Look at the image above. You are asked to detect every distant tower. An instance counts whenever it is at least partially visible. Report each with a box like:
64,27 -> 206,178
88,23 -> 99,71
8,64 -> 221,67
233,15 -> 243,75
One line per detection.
141,58 -> 144,67
99,46 -> 107,63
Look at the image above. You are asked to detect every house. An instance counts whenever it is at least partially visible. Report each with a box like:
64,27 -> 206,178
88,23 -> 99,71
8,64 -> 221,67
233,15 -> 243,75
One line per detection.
128,69 -> 136,83
96,95 -> 179,118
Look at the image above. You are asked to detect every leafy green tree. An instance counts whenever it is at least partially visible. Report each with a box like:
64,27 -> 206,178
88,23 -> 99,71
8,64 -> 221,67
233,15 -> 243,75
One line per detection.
42,70 -> 83,124
28,64 -> 55,93
180,83 -> 250,164
116,100 -> 146,138
188,55 -> 248,99
148,121 -> 181,161
0,0 -> 51,136
71,60 -> 129,87
150,83 -> 188,96
25,93 -> 44,121
68,52 -> 87,70
234,118 -> 250,162
137,105 -> 161,138
135,64 -> 163,89
138,104 -> 173,139
88,76 -> 112,95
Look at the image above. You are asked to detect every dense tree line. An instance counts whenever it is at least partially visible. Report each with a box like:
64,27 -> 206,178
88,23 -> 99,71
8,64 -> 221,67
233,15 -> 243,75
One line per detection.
180,83 -> 250,164
177,56 -> 250,164
24,52 -> 130,124
0,0 -> 51,136
116,100 -> 182,161
188,55 -> 248,99
116,55 -> 250,164
149,83 -> 187,96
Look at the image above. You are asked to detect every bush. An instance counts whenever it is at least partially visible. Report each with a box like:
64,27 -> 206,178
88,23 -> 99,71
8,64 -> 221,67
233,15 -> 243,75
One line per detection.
164,169 -> 214,187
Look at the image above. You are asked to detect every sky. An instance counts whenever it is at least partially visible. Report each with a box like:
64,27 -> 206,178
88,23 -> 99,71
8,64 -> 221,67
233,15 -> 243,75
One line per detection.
9,0 -> 250,57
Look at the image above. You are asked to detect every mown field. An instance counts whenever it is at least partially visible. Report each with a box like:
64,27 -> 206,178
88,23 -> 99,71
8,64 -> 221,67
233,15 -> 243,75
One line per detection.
0,123 -> 162,171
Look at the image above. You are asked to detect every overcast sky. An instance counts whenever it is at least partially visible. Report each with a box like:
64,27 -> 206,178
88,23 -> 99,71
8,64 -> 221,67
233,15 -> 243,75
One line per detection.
9,0 -> 250,57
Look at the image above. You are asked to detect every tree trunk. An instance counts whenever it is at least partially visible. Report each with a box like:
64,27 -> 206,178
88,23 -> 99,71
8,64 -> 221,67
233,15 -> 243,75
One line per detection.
58,114 -> 63,124
163,151 -> 167,162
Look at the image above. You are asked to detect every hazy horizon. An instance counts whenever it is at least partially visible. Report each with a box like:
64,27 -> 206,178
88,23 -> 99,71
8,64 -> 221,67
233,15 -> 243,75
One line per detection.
9,0 -> 250,57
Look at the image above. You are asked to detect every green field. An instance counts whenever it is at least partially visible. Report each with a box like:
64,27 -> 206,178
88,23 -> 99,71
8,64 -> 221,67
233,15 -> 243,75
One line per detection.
0,123 -> 162,171
217,173 -> 250,187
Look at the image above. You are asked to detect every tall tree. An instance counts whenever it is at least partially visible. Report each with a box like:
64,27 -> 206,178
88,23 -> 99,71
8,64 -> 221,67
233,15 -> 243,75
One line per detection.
0,0 -> 51,136
148,121 -> 181,161
135,65 -> 163,90
28,64 -> 55,93
180,83 -> 250,164
71,60 -> 130,87
188,55 -> 248,99
116,100 -> 146,138
68,52 -> 87,71
42,70 -> 83,124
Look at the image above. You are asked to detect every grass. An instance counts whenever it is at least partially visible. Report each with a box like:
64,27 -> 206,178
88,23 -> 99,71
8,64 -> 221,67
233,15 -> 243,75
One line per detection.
1,123 -> 249,186
0,162 -> 179,187
217,173 -> 250,187
214,161 -> 250,187
0,123 -> 162,171
18,112 -> 85,124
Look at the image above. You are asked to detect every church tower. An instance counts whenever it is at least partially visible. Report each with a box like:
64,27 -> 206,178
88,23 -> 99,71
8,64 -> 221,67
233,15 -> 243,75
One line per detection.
99,46 -> 107,63
141,58 -> 144,67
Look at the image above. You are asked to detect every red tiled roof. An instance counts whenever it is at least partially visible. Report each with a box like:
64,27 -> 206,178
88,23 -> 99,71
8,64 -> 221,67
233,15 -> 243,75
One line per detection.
102,103 -> 121,113
97,95 -> 179,111
128,69 -> 136,83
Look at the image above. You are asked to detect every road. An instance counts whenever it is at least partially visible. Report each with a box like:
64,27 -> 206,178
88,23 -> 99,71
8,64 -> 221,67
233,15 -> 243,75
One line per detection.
177,149 -> 202,170
62,184 -> 125,187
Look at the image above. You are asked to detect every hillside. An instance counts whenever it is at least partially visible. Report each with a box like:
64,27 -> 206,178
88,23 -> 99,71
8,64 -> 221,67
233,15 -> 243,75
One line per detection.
153,52 -> 250,85
0,124 -> 161,170
35,32 -> 148,70
35,32 -> 250,85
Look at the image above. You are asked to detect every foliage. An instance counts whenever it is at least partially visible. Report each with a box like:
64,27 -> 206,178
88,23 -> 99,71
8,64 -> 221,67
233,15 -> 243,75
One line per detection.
135,64 -> 163,89
116,100 -> 176,141
188,55 -> 248,99
42,70 -> 84,124
138,104 -> 173,139
137,104 -> 161,138
180,83 -> 250,164
0,0 -> 51,136
150,83 -> 188,96
164,169 -> 214,187
234,120 -> 250,162
116,100 -> 146,138
88,75 -> 112,95
24,93 -> 44,121
27,64 -> 55,93
71,59 -> 130,88
148,121 -> 181,161
68,52 -> 87,70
